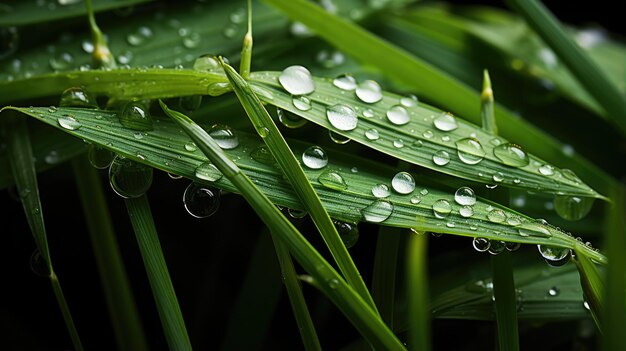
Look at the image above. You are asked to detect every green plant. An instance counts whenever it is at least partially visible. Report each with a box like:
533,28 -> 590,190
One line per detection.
1,0 -> 624,350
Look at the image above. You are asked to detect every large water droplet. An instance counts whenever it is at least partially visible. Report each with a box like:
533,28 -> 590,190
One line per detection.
371,184 -> 390,198
318,170 -> 347,191
59,87 -> 98,108
553,195 -> 594,221
88,145 -> 114,169
194,162 -> 223,182
327,104 -> 358,131
518,221 -> 552,238
278,108 -> 307,129
279,65 -> 315,95
333,74 -> 357,90
487,209 -> 506,223
334,220 -> 359,248
472,238 -> 490,252
57,114 -> 81,130
108,156 -> 153,199
193,55 -> 222,73
183,182 -> 221,218
391,171 -> 415,194
433,112 -> 458,131
127,26 -> 153,46
539,164 -> 555,176
400,94 -> 418,107
302,146 -> 328,169
292,95 -> 312,111
209,124 -> 239,149
120,101 -> 153,131
355,80 -> 382,104
456,138 -> 485,165
432,150 -> 450,166
493,143 -> 529,167
386,105 -> 410,125
537,245 -> 571,266
454,187 -> 476,206
432,199 -> 451,219
360,199 -> 393,223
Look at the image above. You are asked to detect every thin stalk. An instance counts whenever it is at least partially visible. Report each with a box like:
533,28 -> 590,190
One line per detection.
125,195 -> 192,351
505,0 -> 626,136
406,233 -> 431,351
240,0 -> 253,79
4,115 -> 83,351
573,246 -> 604,330
71,156 -> 148,351
480,70 -> 497,135
371,226 -> 402,328
220,61 -> 378,313
85,0 -> 116,68
160,101 -> 405,350
271,231 -> 323,351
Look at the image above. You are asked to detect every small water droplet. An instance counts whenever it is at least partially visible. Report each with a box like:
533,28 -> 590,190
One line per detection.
194,162 -> 223,182
355,80 -> 382,104
57,114 -> 81,130
362,108 -> 374,118
393,139 -> 404,148
410,195 -> 421,204
432,150 -> 450,166
182,32 -> 202,48
553,195 -> 595,221
505,242 -> 521,252
302,146 -> 328,169
432,199 -> 451,219
120,101 -> 152,131
183,182 -> 220,218
487,209 -> 506,223
454,186 -> 476,206
209,124 -> 239,149
292,95 -> 312,111
386,105 -> 410,125
360,199 -> 393,223
334,220 -> 359,248
539,164 -> 555,176
456,138 -> 485,165
318,170 -> 347,191
420,189 -> 429,196
493,143 -> 529,167
459,205 -> 474,218
184,141 -> 197,152
472,238 -> 490,252
328,278 -> 340,289
279,65 -> 315,95
327,104 -> 358,131
548,286 -> 559,297
507,217 -> 522,226
492,172 -> 504,182
433,112 -> 458,131
537,245 -> 571,266
108,156 -> 153,199
488,240 -> 506,255
391,172 -> 415,194
278,108 -> 307,129
371,184 -> 390,198
365,128 -> 379,140
400,94 -> 418,107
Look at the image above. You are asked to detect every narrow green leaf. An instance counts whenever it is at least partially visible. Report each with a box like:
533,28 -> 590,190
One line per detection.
159,101 -> 406,350
371,227 -> 403,328
125,195 -> 192,351
406,233 -> 431,351
573,245 -> 604,330
491,252 -> 520,351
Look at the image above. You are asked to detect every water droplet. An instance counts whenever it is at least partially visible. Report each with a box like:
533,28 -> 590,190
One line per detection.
194,162 -> 223,182
278,108 -> 307,129
355,80 -> 382,104
334,220 -> 359,248
327,104 -> 358,131
518,221 -> 552,238
371,184 -> 390,198
59,87 -> 98,108
365,128 -> 379,140
360,199 -> 393,223
108,156 -> 153,199
554,195 -> 595,221
410,195 -> 421,204
561,169 -> 581,183
432,199 -> 451,219
505,242 -> 521,252
127,26 -> 153,46
454,187 -> 476,206
329,131 -> 350,144
49,52 -> 74,70
208,124 -> 239,149
507,217 -> 522,226
328,278 -> 340,289
184,141 -> 197,152
548,286 -> 559,297
393,139 -> 404,148
193,55 -> 222,73
493,143 -> 529,167
183,182 -> 220,218
0,27 -> 19,60
47,106 -> 58,113
487,209 -> 506,223
459,205 -> 474,218
488,240 -> 506,255
492,172 -> 504,182
433,112 -> 458,131
420,189 -> 429,196
251,145 -> 275,165
539,164 -> 555,176
57,114 -> 81,130
302,146 -> 328,169
472,238 -> 490,252
332,74 -> 357,90
292,95 -> 312,111
456,138 -> 485,165
120,101 -> 153,131
287,208 -> 307,219
537,245 -> 571,266
423,130 -> 433,139
362,108 -> 374,118
432,150 -> 450,166
386,105 -> 410,125
391,172 -> 415,194
29,248 -> 50,277
179,95 -> 202,112
318,170 -> 347,191
279,65 -> 315,95
400,94 -> 418,107
88,145 -> 115,169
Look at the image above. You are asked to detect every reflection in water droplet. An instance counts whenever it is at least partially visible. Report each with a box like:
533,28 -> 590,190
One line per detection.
327,104 -> 358,131
318,170 -> 347,191
302,146 -> 328,169
493,143 -> 529,167
279,65 -> 315,95
432,199 -> 451,219
57,114 -> 81,130
355,80 -> 382,104
371,184 -> 390,198
334,220 -> 359,248
360,199 -> 393,223
454,187 -> 476,206
472,238 -> 490,252
183,182 -> 220,218
391,172 -> 415,194
208,124 -> 239,149
386,105 -> 410,125
537,245 -> 571,266
120,101 -> 153,131
487,209 -> 506,223
432,150 -> 450,166
488,241 -> 506,255
553,195 -> 595,221
539,164 -> 555,176
108,156 -> 153,199
433,112 -> 458,131
456,138 -> 485,165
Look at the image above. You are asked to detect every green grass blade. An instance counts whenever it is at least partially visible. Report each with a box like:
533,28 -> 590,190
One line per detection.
124,195 -> 192,351
505,0 -> 626,136
406,233 -> 431,351
4,105 -> 607,264
71,155 -> 149,351
490,252 -> 520,351
262,0 -> 618,197
221,62 -> 377,311
602,185 -> 626,351
573,245 -> 604,330
250,72 -> 602,199
271,231 -> 323,351
371,227 -> 402,328
4,115 -> 83,351
159,101 -> 406,350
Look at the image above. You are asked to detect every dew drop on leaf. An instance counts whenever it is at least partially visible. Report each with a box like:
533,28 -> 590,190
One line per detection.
472,238 -> 490,252
329,130 -> 350,145
360,199 -> 393,223
278,108 -> 307,129
279,65 -> 315,95
88,145 -> 115,169
317,170 -> 347,191
553,195 -> 595,221
371,184 -> 390,198
292,95 -> 312,111
386,105 -> 410,125
108,156 -> 153,199
59,87 -> 98,108
365,128 -> 379,140
302,146 -> 328,169
537,245 -> 571,266
326,104 -> 358,131
120,101 -> 153,131
454,186 -> 476,206
518,221 -> 552,238
487,209 -> 506,223
57,114 -> 81,130
433,112 -> 458,131
539,164 -> 555,176
333,220 -> 359,248
432,199 -> 451,219
391,171 -> 415,194
333,74 -> 357,90
456,138 -> 485,165
208,124 -> 239,149
194,162 -> 223,182
493,143 -> 529,167
183,182 -> 221,218
432,150 -> 450,166
355,80 -> 382,104
400,94 -> 418,107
